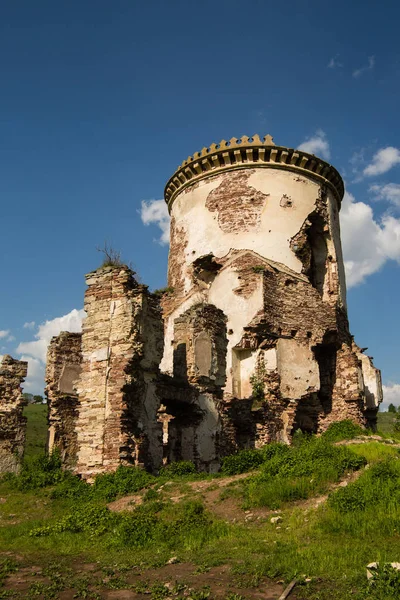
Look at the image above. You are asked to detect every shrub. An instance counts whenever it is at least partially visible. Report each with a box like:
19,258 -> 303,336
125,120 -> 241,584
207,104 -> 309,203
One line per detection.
30,505 -> 115,538
91,466 -> 155,500
221,449 -> 265,475
160,461 -> 197,477
113,509 -> 159,547
328,482 -> 367,513
50,473 -> 91,500
3,451 -> 67,491
220,444 -> 288,476
30,497 -> 215,551
244,437 -> 366,508
328,458 -> 400,514
362,563 -> 400,599
143,488 -> 159,502
259,438 -> 365,480
321,419 -> 365,443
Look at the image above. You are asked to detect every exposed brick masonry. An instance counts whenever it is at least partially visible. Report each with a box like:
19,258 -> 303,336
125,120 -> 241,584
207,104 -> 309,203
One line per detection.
45,332 -> 82,468
75,266 -> 164,479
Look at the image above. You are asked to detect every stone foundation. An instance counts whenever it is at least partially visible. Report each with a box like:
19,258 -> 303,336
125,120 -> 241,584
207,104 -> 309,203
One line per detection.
0,355 -> 28,473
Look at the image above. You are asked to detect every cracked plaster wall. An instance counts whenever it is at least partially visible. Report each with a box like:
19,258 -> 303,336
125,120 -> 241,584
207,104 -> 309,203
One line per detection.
162,166 -> 380,451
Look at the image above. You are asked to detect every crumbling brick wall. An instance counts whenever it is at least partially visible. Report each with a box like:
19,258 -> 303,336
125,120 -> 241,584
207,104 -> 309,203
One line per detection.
0,355 -> 28,473
45,332 -> 82,468
240,262 -> 367,440
75,266 -> 164,479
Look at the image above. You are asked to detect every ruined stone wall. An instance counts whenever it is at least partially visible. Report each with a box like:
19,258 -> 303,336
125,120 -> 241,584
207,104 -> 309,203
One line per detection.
45,332 -> 82,468
0,355 -> 28,473
354,342 -> 383,430
75,266 -> 164,479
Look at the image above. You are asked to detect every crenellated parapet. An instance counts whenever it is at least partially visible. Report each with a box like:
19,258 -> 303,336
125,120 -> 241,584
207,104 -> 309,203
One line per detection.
164,134 -> 344,209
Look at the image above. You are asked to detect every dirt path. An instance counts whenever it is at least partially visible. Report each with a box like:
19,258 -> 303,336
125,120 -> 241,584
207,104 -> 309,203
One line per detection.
108,466 -> 363,525
3,559 -> 296,600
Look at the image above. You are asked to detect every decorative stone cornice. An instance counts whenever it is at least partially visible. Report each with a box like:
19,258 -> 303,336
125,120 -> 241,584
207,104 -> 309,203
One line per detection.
164,134 -> 344,209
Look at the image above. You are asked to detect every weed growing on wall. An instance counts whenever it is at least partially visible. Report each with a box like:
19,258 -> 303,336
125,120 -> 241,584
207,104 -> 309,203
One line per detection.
249,358 -> 266,402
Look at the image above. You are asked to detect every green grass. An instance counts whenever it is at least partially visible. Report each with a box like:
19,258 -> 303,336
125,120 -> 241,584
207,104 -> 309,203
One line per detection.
377,411 -> 399,436
23,403 -> 48,459
349,441 -> 400,463
2,421 -> 400,598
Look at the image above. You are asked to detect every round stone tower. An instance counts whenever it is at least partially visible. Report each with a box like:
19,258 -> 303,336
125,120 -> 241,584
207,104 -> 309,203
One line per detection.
160,135 -> 381,467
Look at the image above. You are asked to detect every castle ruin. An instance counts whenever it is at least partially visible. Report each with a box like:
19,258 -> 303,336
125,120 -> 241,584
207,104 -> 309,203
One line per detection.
44,134 -> 382,477
0,355 -> 28,473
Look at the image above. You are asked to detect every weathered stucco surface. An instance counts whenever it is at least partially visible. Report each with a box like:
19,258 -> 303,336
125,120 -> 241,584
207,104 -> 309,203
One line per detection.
159,135 -> 382,465
0,355 -> 28,473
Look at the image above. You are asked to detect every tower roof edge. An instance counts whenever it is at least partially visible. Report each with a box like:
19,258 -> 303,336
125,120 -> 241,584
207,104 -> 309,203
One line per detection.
164,135 -> 344,210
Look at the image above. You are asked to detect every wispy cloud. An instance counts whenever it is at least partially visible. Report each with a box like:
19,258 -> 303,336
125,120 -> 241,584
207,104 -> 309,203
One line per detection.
298,130 -> 330,160
353,55 -> 375,78
370,183 -> 400,209
23,321 -> 36,330
0,330 -> 10,339
363,147 -> 400,177
140,199 -> 170,245
327,55 -> 343,69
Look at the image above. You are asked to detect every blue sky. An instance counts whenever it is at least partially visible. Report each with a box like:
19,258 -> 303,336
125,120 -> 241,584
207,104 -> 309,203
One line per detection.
0,1 -> 399,407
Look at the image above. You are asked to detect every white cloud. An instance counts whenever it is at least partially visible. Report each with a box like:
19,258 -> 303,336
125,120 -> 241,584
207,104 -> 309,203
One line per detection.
17,309 -> 85,363
370,183 -> 400,209
381,383 -> 400,410
7,335 -> 15,342
327,55 -> 342,69
353,55 -> 375,78
363,147 -> 400,177
140,199 -> 170,245
16,308 -> 85,394
0,330 -> 10,339
23,321 -> 35,329
298,130 -> 330,160
19,355 -> 45,396
341,191 -> 400,287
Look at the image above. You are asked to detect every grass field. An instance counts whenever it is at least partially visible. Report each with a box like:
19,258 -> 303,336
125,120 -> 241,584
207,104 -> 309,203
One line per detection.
0,412 -> 399,599
377,411 -> 398,435
22,403 -> 48,458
